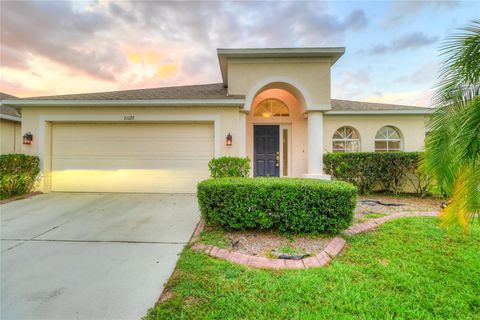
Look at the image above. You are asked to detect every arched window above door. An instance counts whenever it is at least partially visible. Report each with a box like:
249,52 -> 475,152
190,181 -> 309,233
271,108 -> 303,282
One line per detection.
254,99 -> 290,118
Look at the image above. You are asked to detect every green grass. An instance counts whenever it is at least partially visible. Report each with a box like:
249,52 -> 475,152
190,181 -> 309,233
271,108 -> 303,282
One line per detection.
277,244 -> 303,255
363,212 -> 388,219
145,218 -> 480,320
199,230 -> 230,249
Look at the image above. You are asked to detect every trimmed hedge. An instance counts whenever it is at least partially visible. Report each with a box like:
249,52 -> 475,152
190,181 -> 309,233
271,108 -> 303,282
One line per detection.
324,152 -> 430,195
208,157 -> 250,178
197,178 -> 357,234
0,154 -> 40,197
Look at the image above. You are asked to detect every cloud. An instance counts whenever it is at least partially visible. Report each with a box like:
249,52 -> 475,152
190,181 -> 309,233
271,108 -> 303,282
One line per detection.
361,90 -> 429,106
108,2 -> 137,23
385,0 -> 459,26
1,1 -> 124,81
334,69 -> 371,99
394,62 -> 438,84
369,32 -> 439,55
1,0 -> 370,96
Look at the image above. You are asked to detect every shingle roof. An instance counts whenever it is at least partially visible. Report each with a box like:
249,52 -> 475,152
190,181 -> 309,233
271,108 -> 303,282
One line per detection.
13,83 -> 242,101
330,99 -> 429,111
0,92 -> 21,119
2,84 -> 431,112
0,92 -> 17,100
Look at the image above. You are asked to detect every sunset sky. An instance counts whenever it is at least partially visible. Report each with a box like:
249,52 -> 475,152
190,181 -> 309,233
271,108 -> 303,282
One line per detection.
1,0 -> 478,106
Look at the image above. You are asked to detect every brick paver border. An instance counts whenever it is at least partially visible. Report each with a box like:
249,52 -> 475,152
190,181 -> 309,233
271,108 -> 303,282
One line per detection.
191,211 -> 439,270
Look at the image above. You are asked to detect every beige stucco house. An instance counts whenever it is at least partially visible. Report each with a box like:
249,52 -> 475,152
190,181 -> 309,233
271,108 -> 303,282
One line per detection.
0,92 -> 22,155
3,47 -> 433,193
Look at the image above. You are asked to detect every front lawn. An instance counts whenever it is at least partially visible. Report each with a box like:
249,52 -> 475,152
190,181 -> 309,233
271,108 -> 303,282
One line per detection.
145,217 -> 480,319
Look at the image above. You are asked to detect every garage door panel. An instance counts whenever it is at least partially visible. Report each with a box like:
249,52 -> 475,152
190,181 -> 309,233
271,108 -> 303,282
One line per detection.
53,138 -> 213,156
53,159 -> 210,171
51,123 -> 213,193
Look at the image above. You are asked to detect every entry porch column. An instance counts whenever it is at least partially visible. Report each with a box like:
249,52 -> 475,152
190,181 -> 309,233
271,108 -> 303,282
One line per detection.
304,110 -> 331,180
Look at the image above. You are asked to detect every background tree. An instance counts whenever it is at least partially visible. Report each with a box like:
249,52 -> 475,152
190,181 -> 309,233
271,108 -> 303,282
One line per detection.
423,20 -> 480,231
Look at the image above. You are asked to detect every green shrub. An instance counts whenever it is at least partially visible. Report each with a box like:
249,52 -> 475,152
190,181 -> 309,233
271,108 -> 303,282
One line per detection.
324,152 -> 430,195
208,157 -> 250,178
197,178 -> 357,234
0,154 -> 40,197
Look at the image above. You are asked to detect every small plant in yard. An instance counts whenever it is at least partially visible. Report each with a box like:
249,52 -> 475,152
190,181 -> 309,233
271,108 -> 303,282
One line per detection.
277,244 -> 302,255
197,177 -> 357,234
208,156 -> 250,178
363,213 -> 388,219
0,154 -> 40,199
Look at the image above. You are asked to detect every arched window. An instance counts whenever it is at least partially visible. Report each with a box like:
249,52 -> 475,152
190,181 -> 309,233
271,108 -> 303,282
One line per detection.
332,126 -> 360,152
254,99 -> 289,118
375,126 -> 402,151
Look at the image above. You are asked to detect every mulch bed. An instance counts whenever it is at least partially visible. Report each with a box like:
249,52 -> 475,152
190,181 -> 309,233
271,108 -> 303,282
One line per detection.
355,194 -> 443,220
206,226 -> 333,258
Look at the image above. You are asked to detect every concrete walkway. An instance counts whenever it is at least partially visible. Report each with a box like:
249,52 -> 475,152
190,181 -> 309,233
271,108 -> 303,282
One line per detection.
1,193 -> 199,320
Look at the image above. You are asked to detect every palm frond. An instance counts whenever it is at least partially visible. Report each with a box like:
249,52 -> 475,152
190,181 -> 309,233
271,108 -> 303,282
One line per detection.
424,19 -> 480,232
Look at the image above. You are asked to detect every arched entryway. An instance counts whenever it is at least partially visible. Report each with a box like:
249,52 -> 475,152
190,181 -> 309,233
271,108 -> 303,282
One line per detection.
246,83 -> 308,177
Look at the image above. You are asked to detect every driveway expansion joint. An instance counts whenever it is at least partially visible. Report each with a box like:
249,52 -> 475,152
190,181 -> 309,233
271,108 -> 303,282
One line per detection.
1,238 -> 188,245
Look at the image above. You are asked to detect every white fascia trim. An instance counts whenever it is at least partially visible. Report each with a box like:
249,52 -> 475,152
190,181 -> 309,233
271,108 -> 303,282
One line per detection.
325,109 -> 435,115
0,114 -> 21,122
3,99 -> 245,107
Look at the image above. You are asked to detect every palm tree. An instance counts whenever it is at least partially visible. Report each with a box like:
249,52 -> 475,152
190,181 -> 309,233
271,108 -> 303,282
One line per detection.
423,20 -> 480,231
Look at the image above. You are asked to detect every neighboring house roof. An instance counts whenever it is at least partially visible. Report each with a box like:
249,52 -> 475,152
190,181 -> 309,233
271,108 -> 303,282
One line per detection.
0,92 -> 21,122
2,84 -> 434,114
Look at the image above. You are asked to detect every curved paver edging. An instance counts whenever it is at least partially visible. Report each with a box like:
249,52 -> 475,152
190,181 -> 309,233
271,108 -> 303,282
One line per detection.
190,211 -> 439,270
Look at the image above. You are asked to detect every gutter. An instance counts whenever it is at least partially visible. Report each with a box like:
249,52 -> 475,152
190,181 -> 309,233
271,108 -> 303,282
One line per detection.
0,114 -> 21,122
2,98 -> 246,107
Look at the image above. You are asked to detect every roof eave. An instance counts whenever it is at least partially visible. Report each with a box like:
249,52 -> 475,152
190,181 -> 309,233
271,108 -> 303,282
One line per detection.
0,114 -> 21,122
2,99 -> 245,107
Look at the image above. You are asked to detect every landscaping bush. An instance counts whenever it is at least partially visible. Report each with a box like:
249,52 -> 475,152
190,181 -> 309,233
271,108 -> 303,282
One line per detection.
0,154 -> 40,197
197,178 -> 357,234
208,156 -> 250,178
324,152 -> 430,195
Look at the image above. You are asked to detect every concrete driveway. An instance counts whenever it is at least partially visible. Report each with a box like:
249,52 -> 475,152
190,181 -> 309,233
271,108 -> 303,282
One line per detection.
1,193 -> 200,320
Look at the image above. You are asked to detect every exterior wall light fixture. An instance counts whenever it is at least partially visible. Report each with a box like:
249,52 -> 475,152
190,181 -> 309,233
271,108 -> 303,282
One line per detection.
226,133 -> 233,146
23,132 -> 33,145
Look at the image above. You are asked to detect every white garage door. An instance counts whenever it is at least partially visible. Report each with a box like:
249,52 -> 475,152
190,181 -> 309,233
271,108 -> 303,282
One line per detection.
51,122 -> 214,193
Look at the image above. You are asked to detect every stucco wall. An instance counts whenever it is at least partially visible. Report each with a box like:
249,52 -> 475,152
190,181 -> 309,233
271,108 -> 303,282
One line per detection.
323,115 -> 427,153
227,58 -> 332,109
0,119 -> 21,154
21,106 -> 242,192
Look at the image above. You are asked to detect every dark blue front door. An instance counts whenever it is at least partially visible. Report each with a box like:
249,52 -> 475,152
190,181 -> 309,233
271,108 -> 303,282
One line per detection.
254,125 -> 279,177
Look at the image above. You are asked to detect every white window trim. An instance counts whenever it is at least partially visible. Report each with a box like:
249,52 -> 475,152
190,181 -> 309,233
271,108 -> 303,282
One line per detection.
374,126 -> 403,151
332,126 -> 360,152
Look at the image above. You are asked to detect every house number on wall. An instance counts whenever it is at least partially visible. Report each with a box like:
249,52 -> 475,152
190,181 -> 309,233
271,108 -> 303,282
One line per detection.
123,115 -> 135,121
